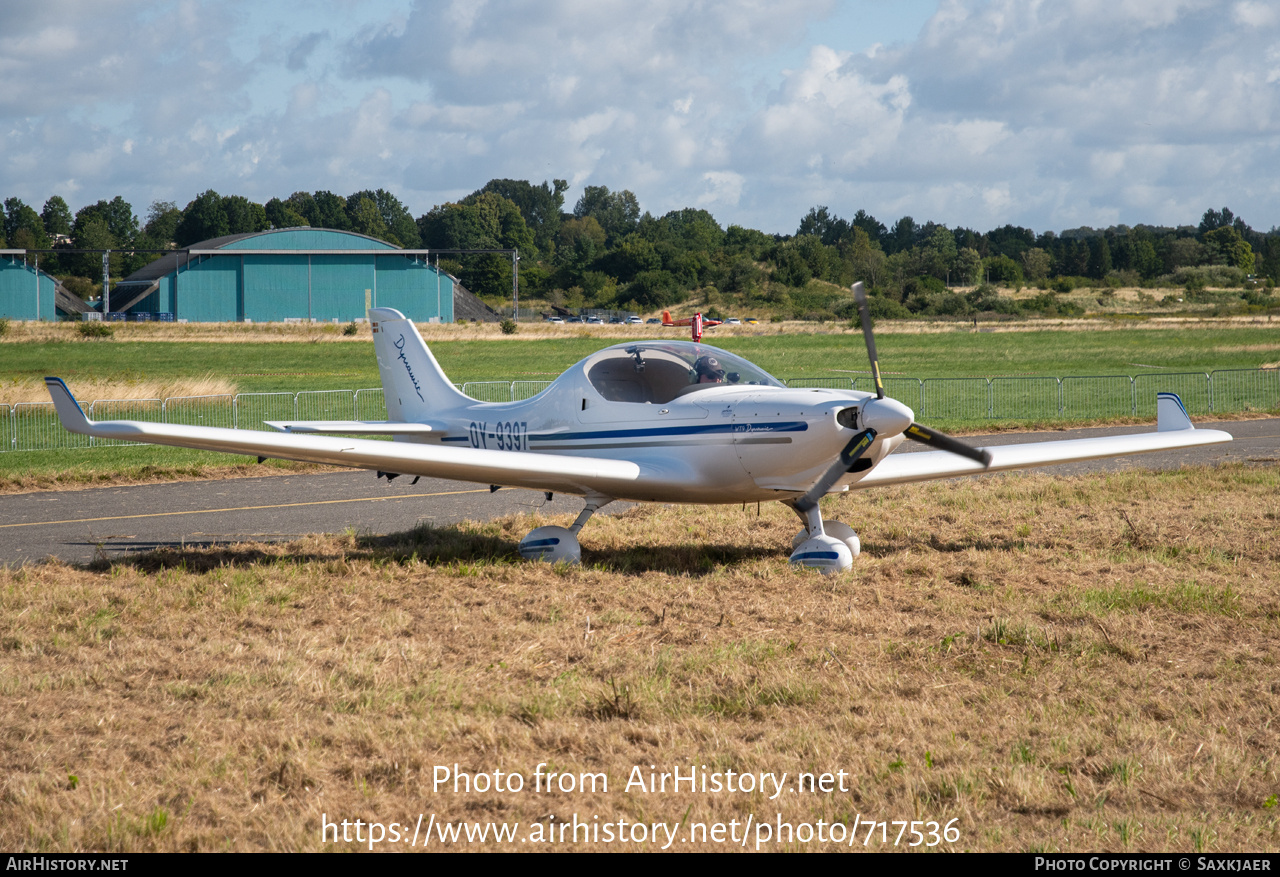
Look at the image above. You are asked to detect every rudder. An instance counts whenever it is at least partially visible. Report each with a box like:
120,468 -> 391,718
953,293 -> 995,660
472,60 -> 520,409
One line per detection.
369,308 -> 470,422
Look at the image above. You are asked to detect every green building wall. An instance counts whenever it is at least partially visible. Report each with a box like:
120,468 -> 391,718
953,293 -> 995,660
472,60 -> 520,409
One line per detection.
130,229 -> 453,323
0,257 -> 58,321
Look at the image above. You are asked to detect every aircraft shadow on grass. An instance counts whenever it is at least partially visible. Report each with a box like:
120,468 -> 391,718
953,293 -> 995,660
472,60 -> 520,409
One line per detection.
82,523 -> 780,577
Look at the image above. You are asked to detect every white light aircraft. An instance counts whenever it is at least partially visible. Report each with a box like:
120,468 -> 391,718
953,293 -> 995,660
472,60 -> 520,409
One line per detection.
45,284 -> 1232,573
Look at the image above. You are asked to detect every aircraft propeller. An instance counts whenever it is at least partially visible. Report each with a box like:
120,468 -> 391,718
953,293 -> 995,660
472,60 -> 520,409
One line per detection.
794,282 -> 991,515
852,280 -> 991,465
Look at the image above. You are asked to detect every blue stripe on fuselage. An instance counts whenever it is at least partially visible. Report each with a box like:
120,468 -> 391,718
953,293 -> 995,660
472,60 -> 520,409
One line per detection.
439,421 -> 808,445
541,421 -> 808,442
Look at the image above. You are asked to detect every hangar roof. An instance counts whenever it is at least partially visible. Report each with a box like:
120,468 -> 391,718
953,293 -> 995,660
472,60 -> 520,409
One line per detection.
121,228 -> 403,284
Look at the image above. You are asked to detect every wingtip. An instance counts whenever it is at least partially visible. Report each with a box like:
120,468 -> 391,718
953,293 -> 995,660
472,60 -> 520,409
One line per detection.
44,376 -> 93,434
1156,392 -> 1195,432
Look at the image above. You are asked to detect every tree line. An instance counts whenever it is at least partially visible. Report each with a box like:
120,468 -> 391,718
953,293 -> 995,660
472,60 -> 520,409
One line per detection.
3,183 -> 1277,318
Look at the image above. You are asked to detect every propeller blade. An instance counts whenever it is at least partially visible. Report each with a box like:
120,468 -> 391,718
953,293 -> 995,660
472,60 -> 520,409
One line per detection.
852,282 -> 884,399
852,279 -> 990,467
795,428 -> 877,512
904,422 -> 993,466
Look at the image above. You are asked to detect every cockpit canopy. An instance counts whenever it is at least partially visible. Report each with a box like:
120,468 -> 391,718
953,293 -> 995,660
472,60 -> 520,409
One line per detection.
584,341 -> 784,405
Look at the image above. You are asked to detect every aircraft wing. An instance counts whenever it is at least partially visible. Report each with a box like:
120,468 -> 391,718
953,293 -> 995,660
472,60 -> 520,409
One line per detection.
264,420 -> 442,435
45,378 -> 640,496
856,396 -> 1231,489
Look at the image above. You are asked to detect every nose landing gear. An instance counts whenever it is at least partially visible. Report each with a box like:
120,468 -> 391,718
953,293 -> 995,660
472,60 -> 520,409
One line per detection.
786,500 -> 859,575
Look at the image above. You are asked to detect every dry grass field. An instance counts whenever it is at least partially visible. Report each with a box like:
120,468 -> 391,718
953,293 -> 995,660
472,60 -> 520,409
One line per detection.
0,375 -> 237,406
2,309 -> 1277,347
1,463 -> 1277,852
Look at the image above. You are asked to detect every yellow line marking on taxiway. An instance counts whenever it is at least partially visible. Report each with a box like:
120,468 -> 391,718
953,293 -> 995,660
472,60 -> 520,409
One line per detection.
0,489 -> 491,529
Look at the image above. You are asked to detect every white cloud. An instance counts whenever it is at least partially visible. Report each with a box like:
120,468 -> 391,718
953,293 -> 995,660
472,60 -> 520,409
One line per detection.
2,0 -> 1279,237
1233,1 -> 1279,28
755,46 -> 911,173
697,171 -> 745,208
807,0 -> 1280,229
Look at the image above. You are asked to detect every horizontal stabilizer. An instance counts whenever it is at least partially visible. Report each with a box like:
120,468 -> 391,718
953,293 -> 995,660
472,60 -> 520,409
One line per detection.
265,420 -> 440,435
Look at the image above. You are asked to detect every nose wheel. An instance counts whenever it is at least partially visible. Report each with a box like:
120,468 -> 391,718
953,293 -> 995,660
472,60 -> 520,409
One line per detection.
792,520 -> 860,558
785,501 -> 858,574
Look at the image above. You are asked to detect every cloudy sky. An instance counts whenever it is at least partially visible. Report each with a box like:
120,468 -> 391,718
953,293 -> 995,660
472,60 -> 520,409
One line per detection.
2,0 -> 1278,236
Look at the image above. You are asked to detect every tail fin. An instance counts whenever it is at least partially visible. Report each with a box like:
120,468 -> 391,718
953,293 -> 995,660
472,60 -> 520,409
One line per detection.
662,310 -> 672,324
369,308 -> 470,422
1156,392 -> 1194,432
44,377 -> 94,434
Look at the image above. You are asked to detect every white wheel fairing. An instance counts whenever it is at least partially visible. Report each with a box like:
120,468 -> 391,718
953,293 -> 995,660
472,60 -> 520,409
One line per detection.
792,521 -> 860,558
823,520 -> 860,558
519,526 -> 581,564
789,535 -> 853,575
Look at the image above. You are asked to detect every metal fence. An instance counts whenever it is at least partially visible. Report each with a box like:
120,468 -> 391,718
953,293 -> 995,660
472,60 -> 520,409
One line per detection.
921,378 -> 990,421
164,394 -> 235,430
3,369 -> 1277,453
459,381 -> 555,402
991,377 -> 1060,421
355,388 -> 387,421
233,392 -> 295,430
296,389 -> 356,422
87,399 -> 164,447
1060,376 -> 1134,420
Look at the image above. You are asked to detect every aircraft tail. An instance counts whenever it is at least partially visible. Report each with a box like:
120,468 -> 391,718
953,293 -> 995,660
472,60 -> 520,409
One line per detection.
369,308 -> 470,422
662,310 -> 673,324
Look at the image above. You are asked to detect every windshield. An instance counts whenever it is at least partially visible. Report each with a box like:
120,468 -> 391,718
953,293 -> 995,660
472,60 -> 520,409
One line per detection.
585,341 -> 784,404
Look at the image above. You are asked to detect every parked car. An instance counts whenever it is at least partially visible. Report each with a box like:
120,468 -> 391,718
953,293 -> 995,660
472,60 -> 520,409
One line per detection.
726,318 -> 742,325
545,316 -> 565,324
646,318 -> 661,324
745,318 -> 759,324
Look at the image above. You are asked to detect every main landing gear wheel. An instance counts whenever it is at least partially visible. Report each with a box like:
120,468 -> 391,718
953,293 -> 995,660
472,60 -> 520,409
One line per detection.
518,495 -> 613,566
519,526 -> 581,564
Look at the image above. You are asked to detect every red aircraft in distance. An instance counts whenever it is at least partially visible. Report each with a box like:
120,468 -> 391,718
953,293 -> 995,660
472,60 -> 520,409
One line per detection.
661,311 -> 722,328
662,311 -> 721,341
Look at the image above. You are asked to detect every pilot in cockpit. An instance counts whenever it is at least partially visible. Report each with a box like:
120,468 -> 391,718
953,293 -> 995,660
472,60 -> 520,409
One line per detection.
693,355 -> 726,384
